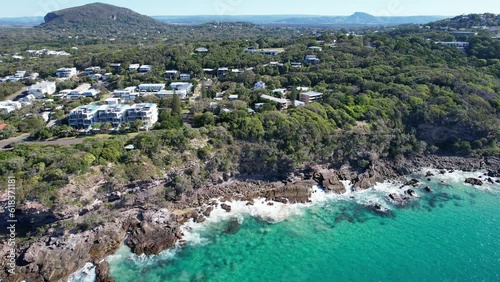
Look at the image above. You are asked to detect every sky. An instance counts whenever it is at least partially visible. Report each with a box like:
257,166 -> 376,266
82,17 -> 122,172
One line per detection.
2,0 -> 499,18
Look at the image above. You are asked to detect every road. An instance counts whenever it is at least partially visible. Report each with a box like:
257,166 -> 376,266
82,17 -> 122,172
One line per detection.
0,133 -> 30,148
0,134 -> 86,148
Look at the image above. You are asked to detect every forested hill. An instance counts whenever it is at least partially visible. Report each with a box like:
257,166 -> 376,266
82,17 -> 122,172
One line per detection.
39,2 -> 167,33
428,13 -> 500,28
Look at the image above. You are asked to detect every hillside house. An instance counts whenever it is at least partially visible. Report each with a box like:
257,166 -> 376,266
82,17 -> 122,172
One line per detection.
300,91 -> 323,104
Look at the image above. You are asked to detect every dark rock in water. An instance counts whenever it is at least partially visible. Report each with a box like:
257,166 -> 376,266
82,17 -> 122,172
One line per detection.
202,207 -> 214,217
440,170 -> 447,174
486,178 -> 494,184
95,261 -> 114,282
496,180 -> 500,184
426,171 -> 434,177
403,179 -> 420,187
313,170 -> 346,194
221,204 -> 232,212
194,214 -> 205,223
267,202 -> 274,206
424,186 -> 433,193
427,178 -> 431,181
405,189 -> 417,197
224,218 -> 241,234
387,192 -> 414,207
465,178 -> 483,186
246,200 -> 254,206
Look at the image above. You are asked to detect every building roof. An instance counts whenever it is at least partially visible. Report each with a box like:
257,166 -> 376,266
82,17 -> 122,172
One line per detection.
301,91 -> 323,97
261,94 -> 287,104
0,123 -> 7,130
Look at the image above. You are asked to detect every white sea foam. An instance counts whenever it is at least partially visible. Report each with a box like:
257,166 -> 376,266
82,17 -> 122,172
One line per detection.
419,168 -> 500,191
66,262 -> 96,282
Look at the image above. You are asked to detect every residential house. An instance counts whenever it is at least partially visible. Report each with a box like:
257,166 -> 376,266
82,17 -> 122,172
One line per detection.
102,73 -> 112,81
308,46 -> 323,51
15,71 -> 26,79
28,81 -> 56,98
156,90 -> 177,99
54,89 -> 72,98
138,65 -> 152,73
436,41 -> 470,51
254,81 -> 266,90
68,84 -> 92,99
244,47 -> 283,56
169,82 -> 193,98
84,66 -> 101,75
137,84 -> 165,93
228,95 -> 238,101
126,103 -> 159,129
304,55 -> 320,65
19,94 -> 36,103
91,73 -> 103,80
105,98 -> 122,105
163,70 -> 179,80
0,100 -> 22,114
195,47 -> 209,53
179,73 -> 191,81
128,64 -> 140,72
300,91 -> 323,104
272,88 -> 287,98
291,62 -> 302,68
110,63 -> 122,70
217,67 -> 229,78
113,87 -> 139,101
82,89 -> 100,98
56,67 -> 77,78
260,94 -> 288,110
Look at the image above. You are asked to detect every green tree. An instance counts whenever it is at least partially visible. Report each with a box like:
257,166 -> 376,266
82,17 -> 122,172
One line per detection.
172,94 -> 181,116
132,119 -> 143,132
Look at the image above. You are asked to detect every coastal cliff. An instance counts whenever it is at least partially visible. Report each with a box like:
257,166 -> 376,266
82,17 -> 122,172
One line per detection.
1,154 -> 498,281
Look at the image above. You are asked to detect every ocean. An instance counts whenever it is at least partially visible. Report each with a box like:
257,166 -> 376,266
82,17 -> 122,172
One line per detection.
69,169 -> 500,282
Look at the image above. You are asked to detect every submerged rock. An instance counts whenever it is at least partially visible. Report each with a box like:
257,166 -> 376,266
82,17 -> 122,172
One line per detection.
465,178 -> 483,186
424,186 -> 433,193
426,171 -> 434,177
224,218 -> 241,234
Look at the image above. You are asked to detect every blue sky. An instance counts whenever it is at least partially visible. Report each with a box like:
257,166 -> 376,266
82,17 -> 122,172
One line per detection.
2,0 -> 499,18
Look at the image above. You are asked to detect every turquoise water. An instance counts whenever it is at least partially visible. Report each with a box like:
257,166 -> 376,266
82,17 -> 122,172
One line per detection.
107,171 -> 500,282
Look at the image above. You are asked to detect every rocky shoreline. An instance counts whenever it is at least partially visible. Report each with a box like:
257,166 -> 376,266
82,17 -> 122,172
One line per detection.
1,154 -> 498,281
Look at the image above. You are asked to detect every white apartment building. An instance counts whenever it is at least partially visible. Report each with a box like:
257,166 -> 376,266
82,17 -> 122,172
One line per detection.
126,103 -> 159,129
68,105 -> 104,129
113,87 -> 139,101
28,81 -> 57,98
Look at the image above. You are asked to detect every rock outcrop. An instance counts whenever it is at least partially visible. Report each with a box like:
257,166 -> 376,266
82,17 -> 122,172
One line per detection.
126,220 -> 178,256
313,170 -> 346,194
465,178 -> 483,186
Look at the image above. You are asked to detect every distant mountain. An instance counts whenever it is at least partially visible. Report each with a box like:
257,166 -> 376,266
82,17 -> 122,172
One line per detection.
153,13 -> 447,27
39,2 -> 167,33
